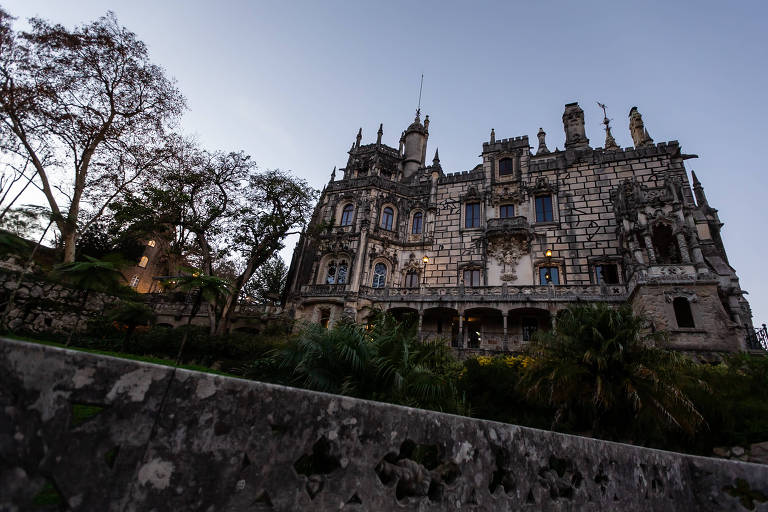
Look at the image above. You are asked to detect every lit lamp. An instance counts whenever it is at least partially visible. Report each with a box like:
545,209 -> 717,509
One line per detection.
422,255 -> 429,286
544,249 -> 553,283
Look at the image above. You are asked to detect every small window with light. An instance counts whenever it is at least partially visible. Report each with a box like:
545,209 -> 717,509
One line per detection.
539,266 -> 559,285
147,240 -> 156,247
138,256 -> 149,268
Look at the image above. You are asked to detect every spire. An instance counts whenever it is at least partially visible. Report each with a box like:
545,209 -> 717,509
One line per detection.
628,107 -> 654,147
536,127 -> 550,155
330,166 -> 336,182
424,114 -> 429,132
432,148 -> 440,165
598,102 -> 619,150
691,170 -> 709,207
490,128 -> 496,144
376,123 -> 383,145
355,127 -> 362,148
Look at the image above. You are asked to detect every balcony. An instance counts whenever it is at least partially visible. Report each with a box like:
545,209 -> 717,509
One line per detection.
485,216 -> 531,239
356,284 -> 627,302
300,284 -> 349,297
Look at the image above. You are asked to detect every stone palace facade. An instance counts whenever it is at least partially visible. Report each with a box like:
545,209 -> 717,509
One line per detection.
284,102 -> 755,354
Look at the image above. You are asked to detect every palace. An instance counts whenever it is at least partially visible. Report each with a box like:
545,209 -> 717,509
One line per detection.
284,102 -> 755,354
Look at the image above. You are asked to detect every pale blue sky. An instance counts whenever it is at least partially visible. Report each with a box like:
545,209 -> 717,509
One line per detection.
5,0 -> 768,326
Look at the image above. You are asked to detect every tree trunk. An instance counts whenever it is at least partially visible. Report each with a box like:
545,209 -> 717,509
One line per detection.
215,257 -> 256,336
176,292 -> 202,364
62,228 -> 77,263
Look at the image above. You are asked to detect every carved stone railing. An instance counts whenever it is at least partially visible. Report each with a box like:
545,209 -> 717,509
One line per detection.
326,175 -> 429,197
485,216 -> 530,237
355,284 -> 627,302
300,284 -> 349,297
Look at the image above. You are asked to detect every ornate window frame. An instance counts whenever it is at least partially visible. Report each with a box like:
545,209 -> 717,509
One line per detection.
458,261 -> 485,287
371,259 -> 390,288
534,257 -> 565,285
527,177 -> 559,225
379,203 -> 397,231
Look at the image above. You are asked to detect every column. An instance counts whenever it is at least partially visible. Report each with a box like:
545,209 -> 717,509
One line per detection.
502,311 -> 509,351
675,230 -> 692,264
458,313 -> 465,348
643,233 -> 657,265
418,310 -> 424,342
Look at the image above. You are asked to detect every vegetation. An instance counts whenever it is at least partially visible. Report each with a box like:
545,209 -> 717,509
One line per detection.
6,303 -> 768,456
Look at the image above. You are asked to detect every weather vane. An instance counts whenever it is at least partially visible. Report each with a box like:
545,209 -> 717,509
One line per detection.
417,74 -> 424,115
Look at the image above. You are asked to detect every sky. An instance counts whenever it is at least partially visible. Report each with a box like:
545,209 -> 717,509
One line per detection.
4,0 -> 768,326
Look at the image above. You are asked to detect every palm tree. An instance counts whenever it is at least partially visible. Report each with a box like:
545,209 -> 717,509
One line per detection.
162,269 -> 231,363
267,311 -> 460,411
53,256 -> 126,345
106,301 -> 157,351
524,303 -> 704,440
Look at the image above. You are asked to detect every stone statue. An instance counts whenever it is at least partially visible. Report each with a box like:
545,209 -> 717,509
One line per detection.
629,106 -> 654,147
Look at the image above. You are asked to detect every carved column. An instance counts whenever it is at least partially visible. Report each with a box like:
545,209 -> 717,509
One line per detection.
675,230 -> 692,264
643,233 -> 657,265
458,313 -> 465,348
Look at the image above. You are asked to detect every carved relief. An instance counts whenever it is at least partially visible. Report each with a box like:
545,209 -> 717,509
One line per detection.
487,238 -> 530,281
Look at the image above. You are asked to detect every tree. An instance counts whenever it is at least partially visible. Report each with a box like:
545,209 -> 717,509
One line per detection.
244,255 -> 288,305
216,169 -> 316,334
162,270 -> 231,363
524,304 -> 704,440
0,9 -> 185,262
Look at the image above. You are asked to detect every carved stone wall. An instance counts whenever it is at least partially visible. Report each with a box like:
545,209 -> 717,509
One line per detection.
3,338 -> 767,511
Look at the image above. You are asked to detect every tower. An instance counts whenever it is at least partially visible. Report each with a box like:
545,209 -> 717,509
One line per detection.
562,102 -> 590,149
402,110 -> 429,178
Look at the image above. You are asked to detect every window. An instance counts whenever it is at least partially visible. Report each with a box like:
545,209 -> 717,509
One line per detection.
130,275 -> 140,288
411,211 -> 423,234
340,204 -> 354,226
652,223 -> 681,264
539,266 -> 559,285
522,317 -> 538,342
337,261 -> 348,284
595,264 -> 619,284
147,240 -> 156,247
326,261 -> 337,284
535,195 -> 553,222
465,202 -> 481,228
499,204 -> 515,218
138,256 -> 149,268
319,309 -> 331,329
405,271 -> 420,288
463,268 -> 482,286
673,297 -> 695,328
498,158 -> 514,176
372,263 -> 387,288
381,207 -> 394,230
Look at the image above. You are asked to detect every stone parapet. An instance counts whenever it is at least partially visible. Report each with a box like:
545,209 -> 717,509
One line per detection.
2,338 -> 767,511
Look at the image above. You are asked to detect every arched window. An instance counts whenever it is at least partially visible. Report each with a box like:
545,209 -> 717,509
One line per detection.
381,207 -> 394,230
372,263 -> 387,288
652,224 -> 681,264
673,297 -> 695,328
138,256 -> 149,268
337,261 -> 348,284
340,204 -> 354,226
411,211 -> 423,234
499,158 -> 514,176
130,275 -> 140,288
326,261 -> 337,284
405,271 -> 420,288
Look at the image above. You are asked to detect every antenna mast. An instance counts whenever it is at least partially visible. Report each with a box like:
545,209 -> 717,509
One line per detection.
417,74 -> 424,114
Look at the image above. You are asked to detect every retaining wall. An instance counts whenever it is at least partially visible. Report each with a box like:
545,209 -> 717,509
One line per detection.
1,338 -> 767,511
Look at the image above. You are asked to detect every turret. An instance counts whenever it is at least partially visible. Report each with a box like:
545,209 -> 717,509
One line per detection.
691,170 -> 709,207
628,107 -> 654,147
402,110 -> 429,178
562,102 -> 590,149
536,127 -> 549,154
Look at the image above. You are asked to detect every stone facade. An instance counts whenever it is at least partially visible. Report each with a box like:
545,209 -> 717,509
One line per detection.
4,338 -> 768,511
285,104 -> 754,353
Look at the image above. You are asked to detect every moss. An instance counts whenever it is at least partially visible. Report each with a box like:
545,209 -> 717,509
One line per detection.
31,479 -> 64,506
70,403 -> 104,428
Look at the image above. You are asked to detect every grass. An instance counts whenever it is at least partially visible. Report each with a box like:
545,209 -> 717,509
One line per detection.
0,333 -> 239,378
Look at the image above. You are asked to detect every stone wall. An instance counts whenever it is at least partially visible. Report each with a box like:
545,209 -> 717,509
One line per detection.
0,270 -> 120,334
2,337 -> 767,511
